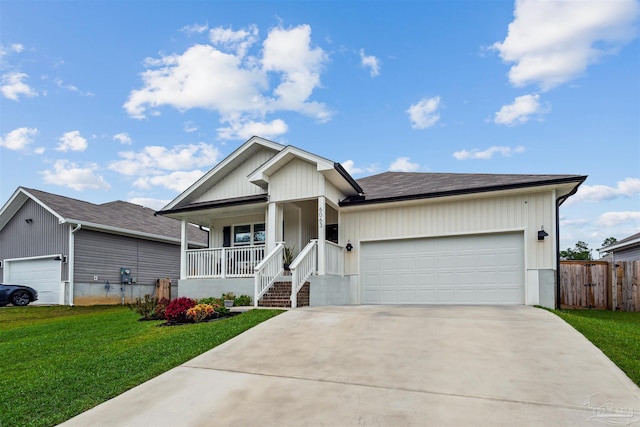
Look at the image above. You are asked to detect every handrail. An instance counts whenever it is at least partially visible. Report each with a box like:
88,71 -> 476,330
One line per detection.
325,240 -> 345,276
290,240 -> 318,308
185,246 -> 265,278
254,242 -> 285,307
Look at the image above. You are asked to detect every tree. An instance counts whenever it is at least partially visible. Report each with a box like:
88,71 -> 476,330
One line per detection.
560,241 -> 592,261
602,237 -> 617,248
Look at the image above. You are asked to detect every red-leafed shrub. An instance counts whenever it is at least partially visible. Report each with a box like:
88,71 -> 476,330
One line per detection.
165,297 -> 197,323
154,298 -> 170,320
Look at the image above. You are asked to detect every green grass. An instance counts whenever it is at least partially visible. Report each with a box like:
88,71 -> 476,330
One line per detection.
0,305 -> 283,427
549,309 -> 640,387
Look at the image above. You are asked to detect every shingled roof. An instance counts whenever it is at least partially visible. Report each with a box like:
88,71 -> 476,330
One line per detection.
341,172 -> 587,206
1,187 -> 208,246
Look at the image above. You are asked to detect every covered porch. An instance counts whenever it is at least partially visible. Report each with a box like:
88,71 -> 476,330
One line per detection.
176,195 -> 347,307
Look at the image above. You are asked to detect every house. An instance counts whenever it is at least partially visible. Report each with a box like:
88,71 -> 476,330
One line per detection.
599,232 -> 640,262
0,187 -> 208,305
158,136 -> 587,309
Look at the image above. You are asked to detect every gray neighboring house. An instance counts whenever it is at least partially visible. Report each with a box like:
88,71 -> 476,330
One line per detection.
0,187 -> 208,305
599,232 -> 640,262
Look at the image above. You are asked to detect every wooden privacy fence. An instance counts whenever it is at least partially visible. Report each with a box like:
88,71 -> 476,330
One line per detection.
613,261 -> 640,312
560,260 -> 639,311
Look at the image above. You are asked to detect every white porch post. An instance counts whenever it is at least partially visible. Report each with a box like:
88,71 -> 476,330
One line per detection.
267,202 -> 277,252
180,220 -> 188,280
318,196 -> 326,275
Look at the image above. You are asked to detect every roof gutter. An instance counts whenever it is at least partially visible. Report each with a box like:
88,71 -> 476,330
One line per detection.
59,218 -> 205,248
333,162 -> 364,194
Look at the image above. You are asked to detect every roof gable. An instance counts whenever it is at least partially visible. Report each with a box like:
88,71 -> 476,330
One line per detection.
162,136 -> 284,211
248,145 -> 362,195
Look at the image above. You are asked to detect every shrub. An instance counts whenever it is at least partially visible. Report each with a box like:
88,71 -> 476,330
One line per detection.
165,297 -> 197,323
186,304 -> 215,323
235,294 -> 252,306
129,295 -> 158,320
198,297 -> 221,307
153,298 -> 169,320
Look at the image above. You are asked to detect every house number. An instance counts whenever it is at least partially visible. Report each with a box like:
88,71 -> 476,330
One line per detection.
318,207 -> 323,228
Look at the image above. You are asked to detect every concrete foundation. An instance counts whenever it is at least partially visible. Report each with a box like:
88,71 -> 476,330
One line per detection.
177,278 -> 254,300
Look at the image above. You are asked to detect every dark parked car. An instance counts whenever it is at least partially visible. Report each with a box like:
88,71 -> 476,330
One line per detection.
0,284 -> 39,306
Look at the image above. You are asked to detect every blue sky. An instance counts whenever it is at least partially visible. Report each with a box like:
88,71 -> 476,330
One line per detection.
1,0 -> 639,256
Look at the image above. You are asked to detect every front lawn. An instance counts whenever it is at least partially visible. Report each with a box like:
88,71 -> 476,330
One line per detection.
550,309 -> 640,386
0,305 -> 283,427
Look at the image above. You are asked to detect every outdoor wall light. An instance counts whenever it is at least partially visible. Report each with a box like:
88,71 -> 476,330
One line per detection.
346,241 -> 353,252
538,226 -> 549,241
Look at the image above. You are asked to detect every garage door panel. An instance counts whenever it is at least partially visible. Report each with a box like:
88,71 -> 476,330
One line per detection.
361,233 -> 524,305
5,258 -> 61,305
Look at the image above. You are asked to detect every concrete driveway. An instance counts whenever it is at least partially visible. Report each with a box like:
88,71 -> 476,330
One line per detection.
60,305 -> 640,426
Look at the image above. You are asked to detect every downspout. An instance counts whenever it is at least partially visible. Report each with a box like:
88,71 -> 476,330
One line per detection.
68,224 -> 82,306
555,192 -> 578,309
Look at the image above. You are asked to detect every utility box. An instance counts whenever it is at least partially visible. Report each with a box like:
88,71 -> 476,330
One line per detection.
120,268 -> 132,284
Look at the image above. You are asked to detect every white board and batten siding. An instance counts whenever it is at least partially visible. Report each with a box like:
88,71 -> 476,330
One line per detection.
361,233 -> 524,304
342,191 -> 558,305
269,158 -> 347,207
194,148 -> 276,203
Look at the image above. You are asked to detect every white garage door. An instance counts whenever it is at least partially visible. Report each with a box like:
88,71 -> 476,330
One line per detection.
361,233 -> 524,305
4,258 -> 62,304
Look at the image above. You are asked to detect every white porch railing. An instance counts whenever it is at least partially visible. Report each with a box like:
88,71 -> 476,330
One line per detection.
325,241 -> 345,276
186,246 -> 266,279
290,240 -> 318,308
254,242 -> 285,307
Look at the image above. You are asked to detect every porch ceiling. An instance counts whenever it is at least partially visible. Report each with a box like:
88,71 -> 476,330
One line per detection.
160,199 -> 267,226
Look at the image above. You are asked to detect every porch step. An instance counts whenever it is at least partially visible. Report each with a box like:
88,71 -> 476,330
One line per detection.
258,282 -> 310,308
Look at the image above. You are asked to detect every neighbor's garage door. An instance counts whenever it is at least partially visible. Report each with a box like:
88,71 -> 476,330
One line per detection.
4,258 -> 61,304
361,233 -> 524,305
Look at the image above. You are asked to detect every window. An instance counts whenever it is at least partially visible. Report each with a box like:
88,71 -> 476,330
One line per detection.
253,223 -> 265,244
233,223 -> 265,246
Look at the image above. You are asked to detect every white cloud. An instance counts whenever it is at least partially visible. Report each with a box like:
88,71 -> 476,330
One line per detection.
41,160 -> 110,191
210,25 -> 258,57
133,170 -> 206,192
407,96 -> 441,129
566,178 -> 640,205
1,72 -> 38,100
596,211 -> 640,227
128,197 -> 171,211
359,49 -> 380,77
217,119 -> 287,140
124,24 -> 330,139
494,93 -> 546,126
453,145 -> 525,160
262,24 -> 330,121
181,23 -> 209,36
492,0 -> 639,90
108,142 -> 220,176
342,160 -> 363,175
0,127 -> 38,151
559,216 -> 589,228
56,131 -> 88,152
0,43 -> 24,57
389,157 -> 419,172
184,121 -> 198,133
113,132 -> 132,145
53,78 -> 93,96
